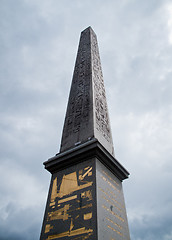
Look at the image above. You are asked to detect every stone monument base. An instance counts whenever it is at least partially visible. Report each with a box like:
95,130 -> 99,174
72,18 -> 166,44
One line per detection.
40,139 -> 130,240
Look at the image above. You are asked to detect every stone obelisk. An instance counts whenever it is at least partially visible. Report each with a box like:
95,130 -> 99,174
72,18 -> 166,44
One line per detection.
40,27 -> 130,240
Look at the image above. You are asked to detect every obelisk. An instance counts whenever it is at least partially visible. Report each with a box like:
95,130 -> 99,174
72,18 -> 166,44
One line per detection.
40,27 -> 130,240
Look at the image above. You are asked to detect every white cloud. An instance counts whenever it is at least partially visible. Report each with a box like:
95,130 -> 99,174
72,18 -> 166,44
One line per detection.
0,161 -> 45,210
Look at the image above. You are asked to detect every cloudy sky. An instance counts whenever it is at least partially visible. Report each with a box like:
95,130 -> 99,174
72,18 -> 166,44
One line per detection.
1,0 -> 172,239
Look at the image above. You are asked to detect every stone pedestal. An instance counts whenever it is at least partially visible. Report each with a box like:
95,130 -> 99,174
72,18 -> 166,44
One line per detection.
40,140 -> 130,240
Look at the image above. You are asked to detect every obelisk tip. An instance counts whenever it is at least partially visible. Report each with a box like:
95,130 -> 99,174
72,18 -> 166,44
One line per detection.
81,26 -> 95,35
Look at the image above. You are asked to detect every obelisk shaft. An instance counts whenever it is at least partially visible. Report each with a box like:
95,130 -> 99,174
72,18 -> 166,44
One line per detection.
60,27 -> 114,156
60,27 -> 93,152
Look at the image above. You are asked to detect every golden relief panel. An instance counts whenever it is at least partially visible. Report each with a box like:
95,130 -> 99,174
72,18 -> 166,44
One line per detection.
42,164 -> 94,240
50,169 -> 93,202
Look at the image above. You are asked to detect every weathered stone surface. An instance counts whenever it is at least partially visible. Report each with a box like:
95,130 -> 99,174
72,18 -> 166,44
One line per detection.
60,27 -> 114,156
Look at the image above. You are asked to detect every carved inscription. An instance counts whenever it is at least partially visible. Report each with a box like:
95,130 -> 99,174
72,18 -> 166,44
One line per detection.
62,30 -> 91,141
102,205 -> 125,222
106,217 -> 123,230
103,195 -> 122,212
91,31 -> 112,143
60,27 -> 114,154
98,187 -> 123,210
107,224 -> 123,236
97,163 -> 130,239
102,170 -> 119,187
101,175 -> 120,193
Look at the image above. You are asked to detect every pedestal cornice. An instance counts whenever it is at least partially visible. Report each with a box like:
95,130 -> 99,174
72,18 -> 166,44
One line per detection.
44,138 -> 129,181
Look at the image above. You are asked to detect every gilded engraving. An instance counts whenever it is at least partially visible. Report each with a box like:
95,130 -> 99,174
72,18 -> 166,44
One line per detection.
48,202 -> 92,222
73,203 -> 92,211
84,167 -> 90,170
81,190 -> 92,201
47,227 -> 93,239
109,190 -> 124,208
102,170 -> 119,187
49,202 -> 55,207
101,175 -> 120,193
58,180 -> 93,197
107,225 -> 123,236
45,224 -> 53,233
49,177 -> 57,207
84,212 -> 92,220
70,218 -> 74,232
106,217 -> 123,230
58,172 -> 78,197
58,195 -> 77,204
72,234 -> 92,240
102,205 -> 124,222
99,186 -> 122,208
48,204 -> 70,221
103,195 -> 122,212
79,167 -> 92,180
50,169 -> 93,203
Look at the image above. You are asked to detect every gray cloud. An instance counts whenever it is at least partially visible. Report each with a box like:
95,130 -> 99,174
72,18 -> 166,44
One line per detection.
0,0 -> 172,239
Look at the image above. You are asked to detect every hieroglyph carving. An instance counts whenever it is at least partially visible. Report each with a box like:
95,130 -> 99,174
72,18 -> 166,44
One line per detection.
64,30 -> 91,139
91,32 -> 111,143
60,27 -> 113,154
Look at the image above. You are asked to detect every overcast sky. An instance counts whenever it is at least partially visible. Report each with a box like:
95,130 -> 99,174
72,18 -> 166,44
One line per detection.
1,0 -> 172,239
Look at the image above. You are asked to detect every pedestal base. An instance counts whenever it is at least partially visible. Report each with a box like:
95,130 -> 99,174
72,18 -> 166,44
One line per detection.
40,140 -> 130,240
